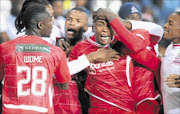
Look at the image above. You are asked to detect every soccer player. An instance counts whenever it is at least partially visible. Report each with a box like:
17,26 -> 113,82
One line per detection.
161,11 -> 180,114
0,4 -> 71,114
15,0 -> 118,76
69,8 -> 153,113
14,1 -> 119,113
53,7 -> 120,114
118,2 -> 162,113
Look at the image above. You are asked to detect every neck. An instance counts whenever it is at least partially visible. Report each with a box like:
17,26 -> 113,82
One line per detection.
67,36 -> 83,46
25,29 -> 41,37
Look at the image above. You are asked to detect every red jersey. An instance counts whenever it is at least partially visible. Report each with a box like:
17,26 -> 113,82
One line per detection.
69,36 -> 135,111
111,18 -> 161,113
69,17 -> 158,113
0,35 -> 71,114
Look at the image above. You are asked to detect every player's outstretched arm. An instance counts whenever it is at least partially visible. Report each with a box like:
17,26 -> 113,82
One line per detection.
68,48 -> 119,75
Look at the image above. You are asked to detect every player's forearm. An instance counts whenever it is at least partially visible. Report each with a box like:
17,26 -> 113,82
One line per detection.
130,20 -> 163,44
110,18 -> 147,52
115,17 -> 132,30
130,20 -> 163,37
67,54 -> 90,75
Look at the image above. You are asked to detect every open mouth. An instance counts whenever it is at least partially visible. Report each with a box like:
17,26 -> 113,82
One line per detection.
100,35 -> 110,40
67,28 -> 76,33
164,30 -> 169,35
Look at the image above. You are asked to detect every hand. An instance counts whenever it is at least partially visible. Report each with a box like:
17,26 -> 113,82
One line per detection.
93,8 -> 115,23
87,48 -> 119,63
57,38 -> 70,51
65,46 -> 73,57
165,74 -> 180,88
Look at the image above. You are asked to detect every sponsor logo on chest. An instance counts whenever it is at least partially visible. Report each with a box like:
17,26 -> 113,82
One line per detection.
88,61 -> 115,74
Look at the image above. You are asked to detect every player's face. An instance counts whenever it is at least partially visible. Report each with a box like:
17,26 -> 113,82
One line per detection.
125,13 -> 142,21
93,19 -> 113,45
41,7 -> 54,37
163,13 -> 180,43
65,10 -> 88,40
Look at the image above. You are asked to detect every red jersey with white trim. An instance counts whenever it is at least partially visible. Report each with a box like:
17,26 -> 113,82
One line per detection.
0,35 -> 71,114
110,18 -> 151,53
111,18 -> 161,95
69,17 -> 152,111
69,36 -> 135,111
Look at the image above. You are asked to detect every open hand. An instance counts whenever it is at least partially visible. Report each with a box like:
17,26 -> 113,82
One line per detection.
93,8 -> 115,23
87,48 -> 119,63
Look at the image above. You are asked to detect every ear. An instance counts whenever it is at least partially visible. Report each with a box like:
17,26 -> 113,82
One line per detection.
83,25 -> 88,32
37,22 -> 43,29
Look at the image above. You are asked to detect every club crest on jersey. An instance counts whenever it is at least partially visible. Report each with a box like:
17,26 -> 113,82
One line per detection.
131,6 -> 139,13
16,44 -> 51,53
172,53 -> 180,64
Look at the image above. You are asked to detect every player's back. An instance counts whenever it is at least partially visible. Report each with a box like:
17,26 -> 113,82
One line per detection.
0,35 -> 65,114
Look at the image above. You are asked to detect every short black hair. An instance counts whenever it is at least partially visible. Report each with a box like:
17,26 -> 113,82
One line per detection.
23,4 -> 47,29
67,7 -> 87,16
15,0 -> 50,34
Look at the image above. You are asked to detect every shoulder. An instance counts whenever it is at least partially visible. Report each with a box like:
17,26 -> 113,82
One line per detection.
70,39 -> 93,57
0,35 -> 24,47
72,39 -> 91,51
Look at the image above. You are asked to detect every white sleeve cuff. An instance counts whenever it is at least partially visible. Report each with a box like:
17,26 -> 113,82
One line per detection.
67,54 -> 90,75
130,20 -> 163,39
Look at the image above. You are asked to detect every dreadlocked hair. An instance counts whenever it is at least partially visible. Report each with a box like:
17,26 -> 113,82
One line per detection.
15,0 -> 50,34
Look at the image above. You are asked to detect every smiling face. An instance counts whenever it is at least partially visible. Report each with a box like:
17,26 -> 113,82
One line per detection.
93,19 -> 113,45
65,10 -> 88,41
163,13 -> 180,43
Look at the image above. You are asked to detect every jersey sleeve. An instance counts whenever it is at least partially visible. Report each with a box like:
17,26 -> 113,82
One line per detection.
67,54 -> 90,75
69,43 -> 84,61
129,48 -> 161,88
54,51 -> 71,84
130,20 -> 163,46
110,18 -> 150,53
130,49 -> 161,72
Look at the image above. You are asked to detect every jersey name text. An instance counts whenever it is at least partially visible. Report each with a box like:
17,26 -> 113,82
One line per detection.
24,56 -> 43,63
